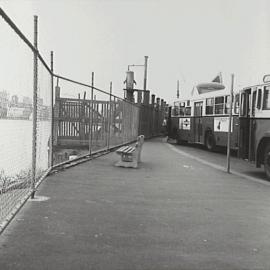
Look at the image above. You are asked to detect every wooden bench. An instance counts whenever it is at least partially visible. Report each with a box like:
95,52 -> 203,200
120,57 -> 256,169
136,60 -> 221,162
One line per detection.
116,145 -> 136,162
115,135 -> 144,168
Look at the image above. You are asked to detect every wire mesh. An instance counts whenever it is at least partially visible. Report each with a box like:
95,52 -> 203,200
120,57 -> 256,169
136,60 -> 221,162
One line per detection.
109,96 -> 125,147
0,8 -> 167,231
35,58 -> 52,181
52,78 -> 92,165
0,15 -> 34,225
51,77 -> 141,166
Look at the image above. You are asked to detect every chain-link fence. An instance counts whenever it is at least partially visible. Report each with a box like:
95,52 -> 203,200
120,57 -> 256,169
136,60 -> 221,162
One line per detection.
0,10 -> 53,231
0,8 -> 167,233
52,76 -> 140,166
35,58 -> 52,180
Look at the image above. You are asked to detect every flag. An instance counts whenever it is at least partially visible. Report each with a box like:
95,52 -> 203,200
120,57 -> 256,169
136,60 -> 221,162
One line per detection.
191,86 -> 197,96
212,73 -> 223,83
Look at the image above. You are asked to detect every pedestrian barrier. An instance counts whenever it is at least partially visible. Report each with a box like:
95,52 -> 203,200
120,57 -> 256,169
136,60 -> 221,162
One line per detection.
0,7 -> 167,234
115,135 -> 144,168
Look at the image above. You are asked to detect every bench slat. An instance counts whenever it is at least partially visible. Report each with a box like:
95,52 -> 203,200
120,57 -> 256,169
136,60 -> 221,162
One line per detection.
117,145 -> 135,154
126,147 -> 135,153
116,146 -> 129,153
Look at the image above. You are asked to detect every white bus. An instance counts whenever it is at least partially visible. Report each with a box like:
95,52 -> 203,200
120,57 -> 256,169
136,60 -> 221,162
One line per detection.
170,88 -> 240,151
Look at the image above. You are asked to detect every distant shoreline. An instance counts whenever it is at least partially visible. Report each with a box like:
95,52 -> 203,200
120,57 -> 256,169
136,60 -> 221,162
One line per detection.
0,117 -> 31,120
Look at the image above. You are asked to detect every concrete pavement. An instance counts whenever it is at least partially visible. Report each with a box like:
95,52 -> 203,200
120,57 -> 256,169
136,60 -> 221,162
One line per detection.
1,138 -> 270,270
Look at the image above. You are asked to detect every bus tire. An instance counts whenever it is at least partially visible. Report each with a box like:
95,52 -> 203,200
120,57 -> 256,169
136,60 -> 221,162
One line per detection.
264,144 -> 270,180
177,138 -> 184,145
205,132 -> 216,151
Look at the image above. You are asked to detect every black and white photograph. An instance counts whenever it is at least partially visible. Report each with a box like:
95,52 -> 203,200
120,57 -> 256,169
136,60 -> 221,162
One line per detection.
0,0 -> 270,269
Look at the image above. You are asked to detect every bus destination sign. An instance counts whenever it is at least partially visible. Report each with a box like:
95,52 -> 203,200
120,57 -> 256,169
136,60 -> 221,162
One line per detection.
214,117 -> 233,132
179,118 -> 191,130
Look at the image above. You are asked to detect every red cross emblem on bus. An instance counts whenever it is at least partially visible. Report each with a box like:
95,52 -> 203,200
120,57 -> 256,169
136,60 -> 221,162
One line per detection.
184,119 -> 189,127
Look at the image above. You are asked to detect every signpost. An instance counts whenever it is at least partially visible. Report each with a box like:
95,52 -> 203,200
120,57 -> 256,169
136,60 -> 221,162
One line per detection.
226,74 -> 234,173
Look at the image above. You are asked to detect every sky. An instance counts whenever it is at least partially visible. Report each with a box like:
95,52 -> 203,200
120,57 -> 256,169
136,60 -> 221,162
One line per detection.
1,0 -> 270,104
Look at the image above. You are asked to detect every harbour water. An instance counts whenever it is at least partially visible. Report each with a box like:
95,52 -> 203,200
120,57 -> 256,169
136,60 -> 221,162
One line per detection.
0,119 -> 51,176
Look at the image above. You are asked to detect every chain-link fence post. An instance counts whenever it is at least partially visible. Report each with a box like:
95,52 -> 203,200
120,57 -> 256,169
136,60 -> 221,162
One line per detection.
50,51 -> 54,167
31,15 -> 38,199
107,82 -> 112,150
89,72 -> 94,155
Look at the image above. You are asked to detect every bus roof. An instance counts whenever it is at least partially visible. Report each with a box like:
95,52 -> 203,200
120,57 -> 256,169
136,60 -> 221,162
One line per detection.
175,88 -> 238,104
242,81 -> 270,90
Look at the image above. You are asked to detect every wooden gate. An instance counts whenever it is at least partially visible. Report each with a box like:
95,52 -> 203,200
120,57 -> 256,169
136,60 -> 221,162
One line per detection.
53,96 -> 123,148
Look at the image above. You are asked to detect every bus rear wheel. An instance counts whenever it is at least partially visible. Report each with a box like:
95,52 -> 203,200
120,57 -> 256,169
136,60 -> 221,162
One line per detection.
177,138 -> 184,145
264,144 -> 270,180
205,132 -> 216,151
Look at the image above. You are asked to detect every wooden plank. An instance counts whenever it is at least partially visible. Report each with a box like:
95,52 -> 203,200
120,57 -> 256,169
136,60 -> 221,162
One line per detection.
116,146 -> 129,153
59,97 -> 110,104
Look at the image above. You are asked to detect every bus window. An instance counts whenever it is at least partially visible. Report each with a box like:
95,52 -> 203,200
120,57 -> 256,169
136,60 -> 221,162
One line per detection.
185,107 -> 191,116
240,92 -> 246,116
263,86 -> 270,110
172,106 -> 179,116
257,89 -> 262,109
214,96 -> 224,114
225,95 -> 231,114
240,89 -> 251,116
206,98 -> 214,115
179,102 -> 185,116
252,90 -> 257,116
234,94 -> 239,114
179,106 -> 185,116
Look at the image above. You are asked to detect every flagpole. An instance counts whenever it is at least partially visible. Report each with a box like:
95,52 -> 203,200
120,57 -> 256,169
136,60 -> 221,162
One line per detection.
219,72 -> 223,84
177,80 -> 179,98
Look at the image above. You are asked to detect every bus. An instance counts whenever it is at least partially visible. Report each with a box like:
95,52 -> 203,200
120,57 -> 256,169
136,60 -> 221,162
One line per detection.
169,79 -> 270,179
170,88 -> 240,151
238,81 -> 270,178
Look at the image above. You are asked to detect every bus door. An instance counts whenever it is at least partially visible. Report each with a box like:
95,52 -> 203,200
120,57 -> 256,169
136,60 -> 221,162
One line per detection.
248,89 -> 258,161
194,101 -> 203,143
239,89 -> 251,159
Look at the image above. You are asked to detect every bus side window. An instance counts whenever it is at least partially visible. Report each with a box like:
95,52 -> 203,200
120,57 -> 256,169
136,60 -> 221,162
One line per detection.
225,95 -> 231,114
234,94 -> 239,114
185,107 -> 191,116
257,89 -> 262,109
263,86 -> 270,110
179,106 -> 185,116
214,96 -> 224,114
240,93 -> 246,116
252,90 -> 257,116
206,98 -> 214,115
173,106 -> 179,116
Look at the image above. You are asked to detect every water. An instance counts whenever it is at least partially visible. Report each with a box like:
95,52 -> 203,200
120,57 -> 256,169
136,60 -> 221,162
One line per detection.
0,119 -> 51,176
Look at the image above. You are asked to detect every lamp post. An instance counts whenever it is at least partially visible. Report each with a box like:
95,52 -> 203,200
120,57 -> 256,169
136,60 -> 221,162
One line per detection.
226,74 -> 235,173
125,56 -> 149,103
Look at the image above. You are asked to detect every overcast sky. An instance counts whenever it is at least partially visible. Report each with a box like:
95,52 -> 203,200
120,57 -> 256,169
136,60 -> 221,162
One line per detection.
1,0 -> 270,103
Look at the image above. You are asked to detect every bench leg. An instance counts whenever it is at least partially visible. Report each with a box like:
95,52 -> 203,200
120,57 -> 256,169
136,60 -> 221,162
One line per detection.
136,146 -> 142,163
115,152 -> 138,168
121,153 -> 133,162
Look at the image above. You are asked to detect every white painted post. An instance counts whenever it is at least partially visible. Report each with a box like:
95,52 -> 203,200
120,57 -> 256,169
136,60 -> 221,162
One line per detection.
227,74 -> 235,173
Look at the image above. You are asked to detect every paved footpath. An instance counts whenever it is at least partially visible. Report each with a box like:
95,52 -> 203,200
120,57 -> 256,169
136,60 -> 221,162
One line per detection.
1,138 -> 270,270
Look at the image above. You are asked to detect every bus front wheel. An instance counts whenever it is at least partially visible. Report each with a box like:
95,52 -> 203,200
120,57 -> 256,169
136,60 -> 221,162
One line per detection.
264,144 -> 270,180
205,132 -> 216,151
